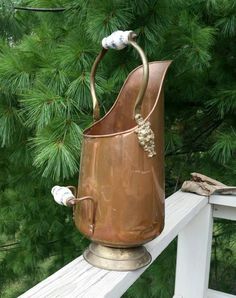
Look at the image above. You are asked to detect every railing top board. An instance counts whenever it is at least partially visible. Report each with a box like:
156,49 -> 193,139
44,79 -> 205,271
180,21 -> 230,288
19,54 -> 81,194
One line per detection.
19,191 -> 207,298
210,194 -> 236,208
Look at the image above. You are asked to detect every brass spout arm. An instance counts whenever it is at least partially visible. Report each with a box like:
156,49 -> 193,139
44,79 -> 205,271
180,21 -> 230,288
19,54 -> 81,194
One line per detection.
51,186 -> 96,235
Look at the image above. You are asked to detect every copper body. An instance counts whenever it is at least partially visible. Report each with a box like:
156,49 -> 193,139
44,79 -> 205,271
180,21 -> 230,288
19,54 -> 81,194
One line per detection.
74,61 -> 171,247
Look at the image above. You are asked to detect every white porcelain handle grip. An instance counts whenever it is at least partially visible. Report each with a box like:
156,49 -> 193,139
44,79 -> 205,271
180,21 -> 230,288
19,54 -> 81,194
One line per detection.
51,186 -> 75,206
102,30 -> 136,50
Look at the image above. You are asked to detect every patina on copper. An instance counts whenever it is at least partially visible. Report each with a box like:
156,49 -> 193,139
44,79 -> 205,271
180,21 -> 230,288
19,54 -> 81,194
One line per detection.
74,60 -> 172,248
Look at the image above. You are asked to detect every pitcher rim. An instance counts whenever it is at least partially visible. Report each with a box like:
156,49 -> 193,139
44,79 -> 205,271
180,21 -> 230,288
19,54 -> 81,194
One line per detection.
83,60 -> 172,139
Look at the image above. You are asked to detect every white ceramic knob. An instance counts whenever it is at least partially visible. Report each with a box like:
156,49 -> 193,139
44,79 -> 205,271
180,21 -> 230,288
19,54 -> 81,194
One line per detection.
102,30 -> 133,50
51,186 -> 75,206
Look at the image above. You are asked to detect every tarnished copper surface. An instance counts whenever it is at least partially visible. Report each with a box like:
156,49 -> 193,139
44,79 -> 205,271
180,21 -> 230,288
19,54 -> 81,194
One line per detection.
74,61 -> 171,247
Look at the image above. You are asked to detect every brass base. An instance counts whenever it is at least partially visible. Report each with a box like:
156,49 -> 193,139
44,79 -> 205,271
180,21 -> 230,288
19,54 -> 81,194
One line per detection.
83,242 -> 152,271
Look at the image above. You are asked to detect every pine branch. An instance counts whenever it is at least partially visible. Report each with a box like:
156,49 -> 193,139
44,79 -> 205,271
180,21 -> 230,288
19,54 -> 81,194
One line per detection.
166,148 -> 208,157
14,6 -> 66,12
0,242 -> 20,248
166,120 -> 222,157
0,238 -> 73,252
191,119 -> 222,145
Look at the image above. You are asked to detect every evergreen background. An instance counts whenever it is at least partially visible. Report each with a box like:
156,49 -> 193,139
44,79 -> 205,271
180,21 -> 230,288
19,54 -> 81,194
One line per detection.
0,0 -> 235,297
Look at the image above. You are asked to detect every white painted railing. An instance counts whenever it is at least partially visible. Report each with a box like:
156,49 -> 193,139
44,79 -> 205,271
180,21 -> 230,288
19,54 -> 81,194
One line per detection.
19,191 -> 236,298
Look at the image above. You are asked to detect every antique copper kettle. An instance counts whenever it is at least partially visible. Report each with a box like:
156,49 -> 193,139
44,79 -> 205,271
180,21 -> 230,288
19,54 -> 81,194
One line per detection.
52,31 -> 171,271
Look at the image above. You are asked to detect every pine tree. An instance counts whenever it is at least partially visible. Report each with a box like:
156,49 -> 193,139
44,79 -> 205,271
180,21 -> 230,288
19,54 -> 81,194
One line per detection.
0,0 -> 235,297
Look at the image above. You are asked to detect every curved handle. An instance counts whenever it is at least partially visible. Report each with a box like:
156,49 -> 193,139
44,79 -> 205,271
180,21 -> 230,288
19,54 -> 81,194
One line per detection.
72,196 -> 97,235
67,186 -> 96,235
90,30 -> 149,121
52,186 -> 96,235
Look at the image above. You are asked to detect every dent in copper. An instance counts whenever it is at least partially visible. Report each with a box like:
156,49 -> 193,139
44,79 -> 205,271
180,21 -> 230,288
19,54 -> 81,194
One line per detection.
74,61 -> 172,247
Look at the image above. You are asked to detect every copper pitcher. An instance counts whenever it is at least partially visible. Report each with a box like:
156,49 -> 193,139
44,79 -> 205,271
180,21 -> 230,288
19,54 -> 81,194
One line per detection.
53,31 -> 171,270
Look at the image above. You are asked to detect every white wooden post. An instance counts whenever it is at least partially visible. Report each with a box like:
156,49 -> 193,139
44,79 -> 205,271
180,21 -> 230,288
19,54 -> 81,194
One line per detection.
174,203 -> 213,298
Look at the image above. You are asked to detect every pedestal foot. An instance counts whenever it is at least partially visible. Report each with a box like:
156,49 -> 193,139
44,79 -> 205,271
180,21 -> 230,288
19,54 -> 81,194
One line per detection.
83,242 -> 151,271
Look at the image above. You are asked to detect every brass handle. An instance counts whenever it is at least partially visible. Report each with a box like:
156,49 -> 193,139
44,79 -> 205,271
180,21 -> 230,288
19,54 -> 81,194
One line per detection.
70,195 -> 96,237
90,30 -> 149,121
52,186 -> 97,235
67,187 -> 96,235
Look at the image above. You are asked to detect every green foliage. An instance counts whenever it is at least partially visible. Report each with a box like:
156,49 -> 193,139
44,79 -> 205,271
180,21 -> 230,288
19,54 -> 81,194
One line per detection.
0,0 -> 235,297
0,0 -> 24,40
85,1 -> 133,44
207,88 -> 236,118
0,100 -> 22,147
21,84 -> 73,129
124,241 -> 177,298
210,219 -> 236,294
210,130 -> 236,164
32,119 -> 82,180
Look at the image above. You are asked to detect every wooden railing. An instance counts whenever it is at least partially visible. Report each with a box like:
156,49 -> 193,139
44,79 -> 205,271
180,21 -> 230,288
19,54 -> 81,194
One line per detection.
19,191 -> 236,298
